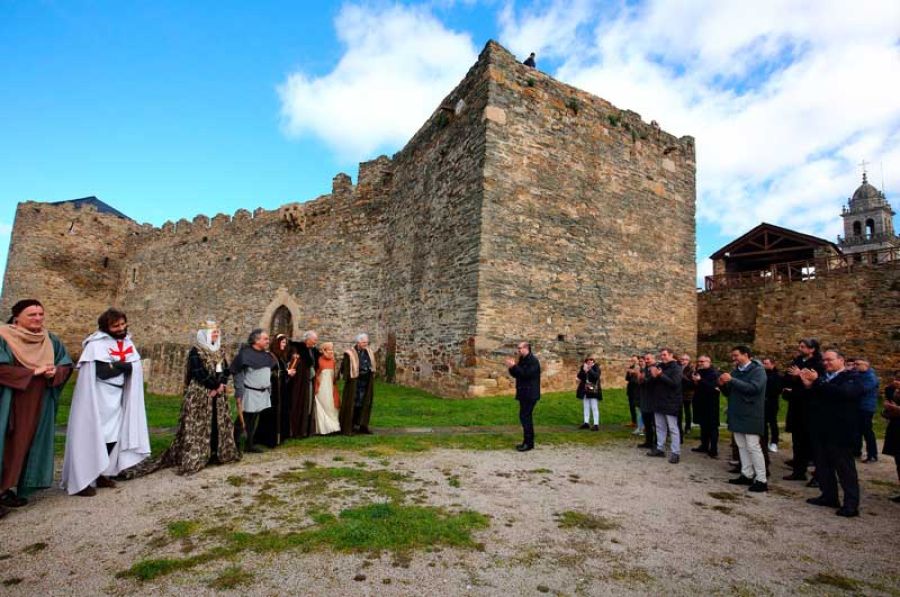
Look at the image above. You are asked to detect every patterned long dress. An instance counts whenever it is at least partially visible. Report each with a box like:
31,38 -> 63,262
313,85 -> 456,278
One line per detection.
119,345 -> 240,478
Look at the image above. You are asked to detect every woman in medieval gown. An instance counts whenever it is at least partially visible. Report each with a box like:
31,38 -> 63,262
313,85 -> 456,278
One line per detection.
313,342 -> 341,435
120,322 -> 240,478
257,334 -> 296,447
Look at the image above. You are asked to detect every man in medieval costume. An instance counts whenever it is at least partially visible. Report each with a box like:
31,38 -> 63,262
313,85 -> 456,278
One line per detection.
289,330 -> 320,438
231,328 -> 275,453
62,308 -> 150,496
0,300 -> 72,518
338,333 -> 376,435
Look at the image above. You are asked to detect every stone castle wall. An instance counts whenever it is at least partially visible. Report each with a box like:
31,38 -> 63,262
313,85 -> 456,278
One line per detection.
697,266 -> 900,378
1,201 -> 141,352
1,41 -> 698,397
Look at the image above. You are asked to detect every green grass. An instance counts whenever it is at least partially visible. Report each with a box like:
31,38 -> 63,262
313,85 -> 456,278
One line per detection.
554,511 -> 619,531
207,566 -> 254,590
120,503 -> 489,582
53,377 -> 888,459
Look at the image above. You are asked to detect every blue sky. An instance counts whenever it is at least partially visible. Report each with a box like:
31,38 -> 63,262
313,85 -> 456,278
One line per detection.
2,0 -> 899,293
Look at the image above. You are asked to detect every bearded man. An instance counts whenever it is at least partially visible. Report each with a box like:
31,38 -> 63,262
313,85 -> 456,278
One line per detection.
62,308 -> 149,496
0,300 -> 72,517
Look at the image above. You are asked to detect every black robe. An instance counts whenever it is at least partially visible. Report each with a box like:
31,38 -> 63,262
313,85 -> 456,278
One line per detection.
338,349 -> 375,435
289,342 -> 319,438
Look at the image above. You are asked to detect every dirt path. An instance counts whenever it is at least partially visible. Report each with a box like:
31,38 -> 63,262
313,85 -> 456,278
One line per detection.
1,440 -> 898,596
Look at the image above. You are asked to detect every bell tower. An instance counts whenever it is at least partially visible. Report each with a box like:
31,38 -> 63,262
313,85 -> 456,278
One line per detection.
839,168 -> 900,257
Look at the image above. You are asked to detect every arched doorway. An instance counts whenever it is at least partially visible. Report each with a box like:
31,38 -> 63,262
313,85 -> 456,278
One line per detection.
270,305 -> 293,338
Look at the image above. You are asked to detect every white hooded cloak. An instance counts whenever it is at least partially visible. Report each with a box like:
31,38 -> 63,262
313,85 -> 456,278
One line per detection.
61,331 -> 150,495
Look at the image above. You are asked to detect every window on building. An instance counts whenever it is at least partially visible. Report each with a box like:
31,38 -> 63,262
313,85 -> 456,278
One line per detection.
853,221 -> 862,236
865,219 -> 875,239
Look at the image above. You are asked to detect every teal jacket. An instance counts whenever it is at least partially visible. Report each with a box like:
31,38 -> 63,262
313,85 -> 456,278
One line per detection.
721,359 -> 767,435
0,333 -> 72,497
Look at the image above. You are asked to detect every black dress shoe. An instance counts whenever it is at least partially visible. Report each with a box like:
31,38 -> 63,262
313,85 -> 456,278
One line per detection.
637,443 -> 653,449
578,423 -> 590,430
784,459 -> 795,467
691,446 -> 708,453
358,427 -> 373,435
835,507 -> 859,518
783,473 -> 807,481
890,495 -> 900,503
591,425 -> 599,431
646,449 -> 666,457
806,478 -> 819,488
708,452 -> 719,459
728,475 -> 753,486
0,490 -> 27,508
806,496 -> 840,508
748,481 -> 768,493
515,444 -> 534,452
862,457 -> 878,464
729,466 -> 742,474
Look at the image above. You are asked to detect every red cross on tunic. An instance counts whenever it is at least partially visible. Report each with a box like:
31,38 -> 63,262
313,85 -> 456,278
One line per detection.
109,340 -> 134,362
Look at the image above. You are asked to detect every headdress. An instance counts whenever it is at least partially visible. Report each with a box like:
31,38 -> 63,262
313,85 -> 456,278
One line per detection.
196,320 -> 221,352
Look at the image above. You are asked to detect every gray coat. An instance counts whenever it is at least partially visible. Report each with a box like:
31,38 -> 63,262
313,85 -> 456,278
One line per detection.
722,360 -> 767,435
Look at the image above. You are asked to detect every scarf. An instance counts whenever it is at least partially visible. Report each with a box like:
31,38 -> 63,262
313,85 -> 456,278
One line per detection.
344,346 -> 376,379
0,324 -> 55,370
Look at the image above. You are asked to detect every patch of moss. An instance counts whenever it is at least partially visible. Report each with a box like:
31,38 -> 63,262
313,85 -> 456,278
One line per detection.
225,475 -> 246,487
708,491 -> 741,502
167,520 -> 199,539
554,511 -> 619,531
208,566 -> 254,590
806,572 -> 859,591
22,542 -> 47,555
275,466 -> 409,503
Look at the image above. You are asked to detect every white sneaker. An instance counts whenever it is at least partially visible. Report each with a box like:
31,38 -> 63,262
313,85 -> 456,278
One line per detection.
768,443 -> 778,453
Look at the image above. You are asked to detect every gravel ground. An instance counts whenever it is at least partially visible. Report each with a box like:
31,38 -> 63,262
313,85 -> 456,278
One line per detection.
1,439 -> 898,596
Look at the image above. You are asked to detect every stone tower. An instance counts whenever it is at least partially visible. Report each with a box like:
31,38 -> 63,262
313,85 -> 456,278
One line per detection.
839,171 -> 900,257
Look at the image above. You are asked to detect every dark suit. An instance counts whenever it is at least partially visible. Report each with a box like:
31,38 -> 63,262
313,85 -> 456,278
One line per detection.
693,367 -> 720,455
809,370 -> 863,510
509,352 -> 541,447
784,353 -> 824,477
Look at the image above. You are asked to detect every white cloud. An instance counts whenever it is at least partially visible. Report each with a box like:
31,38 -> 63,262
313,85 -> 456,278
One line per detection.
278,3 -> 478,161
0,222 -> 11,236
500,0 -> 900,246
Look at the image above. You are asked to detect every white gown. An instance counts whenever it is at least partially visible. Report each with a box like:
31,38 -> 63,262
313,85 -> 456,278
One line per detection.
314,367 -> 341,435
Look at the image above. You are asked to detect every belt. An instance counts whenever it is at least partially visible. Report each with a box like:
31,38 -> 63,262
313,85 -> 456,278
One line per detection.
244,384 -> 270,392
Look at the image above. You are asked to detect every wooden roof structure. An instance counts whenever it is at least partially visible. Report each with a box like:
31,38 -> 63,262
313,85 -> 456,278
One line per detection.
710,222 -> 841,273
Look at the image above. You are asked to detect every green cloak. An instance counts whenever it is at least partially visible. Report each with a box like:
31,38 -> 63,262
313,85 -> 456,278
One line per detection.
0,333 -> 73,497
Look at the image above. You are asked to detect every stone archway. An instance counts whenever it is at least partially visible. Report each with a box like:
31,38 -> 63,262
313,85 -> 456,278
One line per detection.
259,288 -> 302,340
270,305 -> 293,338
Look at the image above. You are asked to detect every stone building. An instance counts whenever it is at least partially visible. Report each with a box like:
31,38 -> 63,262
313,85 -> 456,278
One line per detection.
838,172 -> 900,259
1,41 -> 697,397
699,174 -> 900,377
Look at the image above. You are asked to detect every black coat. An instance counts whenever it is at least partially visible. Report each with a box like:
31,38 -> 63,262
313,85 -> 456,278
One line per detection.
645,360 -> 682,416
576,364 -> 601,399
783,353 -> 824,433
509,352 -> 541,402
807,370 -> 863,448
692,367 -> 721,425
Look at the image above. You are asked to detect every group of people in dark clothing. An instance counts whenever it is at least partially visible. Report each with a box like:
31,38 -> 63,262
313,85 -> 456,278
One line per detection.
621,339 -> 900,515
